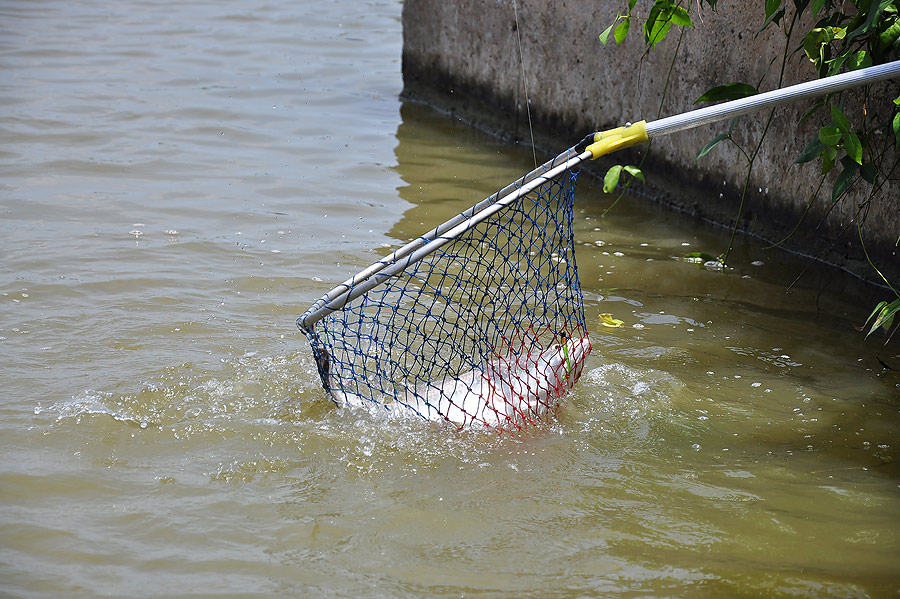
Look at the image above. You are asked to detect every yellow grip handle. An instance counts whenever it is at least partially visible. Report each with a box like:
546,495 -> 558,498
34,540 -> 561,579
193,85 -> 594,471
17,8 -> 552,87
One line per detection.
586,121 -> 649,159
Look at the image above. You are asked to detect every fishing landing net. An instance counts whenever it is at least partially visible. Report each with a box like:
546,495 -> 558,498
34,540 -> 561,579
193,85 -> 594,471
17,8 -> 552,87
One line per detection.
296,62 -> 900,432
298,143 -> 606,433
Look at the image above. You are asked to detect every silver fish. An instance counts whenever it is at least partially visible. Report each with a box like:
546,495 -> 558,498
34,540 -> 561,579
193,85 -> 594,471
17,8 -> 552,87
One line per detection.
317,335 -> 591,429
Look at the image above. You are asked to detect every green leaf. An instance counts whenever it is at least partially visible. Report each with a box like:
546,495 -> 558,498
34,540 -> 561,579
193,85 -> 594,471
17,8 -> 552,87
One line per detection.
822,146 -> 838,174
848,50 -> 873,70
623,165 -> 645,182
694,82 -> 758,104
795,138 -> 826,163
880,19 -> 900,54
826,51 -> 853,76
697,133 -> 731,159
893,112 -> 900,144
844,131 -> 863,164
822,152 -> 834,174
603,165 -> 623,193
803,27 -> 833,72
865,299 -> 900,337
865,301 -> 889,336
644,6 -> 673,47
846,0 -> 891,44
831,159 -> 858,201
763,0 -> 785,28
861,162 -> 877,184
599,20 -> 616,45
812,0 -> 826,14
669,5 -> 694,27
644,1 -> 693,47
614,16 -> 631,44
818,126 -> 842,146
830,104 -> 851,134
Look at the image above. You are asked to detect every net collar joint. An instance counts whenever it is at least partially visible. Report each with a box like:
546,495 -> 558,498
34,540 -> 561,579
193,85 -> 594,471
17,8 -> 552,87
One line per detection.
586,121 -> 649,159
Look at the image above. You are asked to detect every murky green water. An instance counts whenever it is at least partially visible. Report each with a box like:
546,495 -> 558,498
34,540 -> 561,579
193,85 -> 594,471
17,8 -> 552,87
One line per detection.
2,1 -> 899,597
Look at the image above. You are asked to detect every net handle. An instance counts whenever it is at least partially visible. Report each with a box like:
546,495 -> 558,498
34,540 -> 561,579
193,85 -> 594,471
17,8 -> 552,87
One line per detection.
645,60 -> 900,139
581,60 -> 900,159
298,148 -> 592,332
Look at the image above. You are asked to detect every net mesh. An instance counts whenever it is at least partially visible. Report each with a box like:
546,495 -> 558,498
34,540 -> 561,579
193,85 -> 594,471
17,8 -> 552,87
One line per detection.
305,164 -> 591,433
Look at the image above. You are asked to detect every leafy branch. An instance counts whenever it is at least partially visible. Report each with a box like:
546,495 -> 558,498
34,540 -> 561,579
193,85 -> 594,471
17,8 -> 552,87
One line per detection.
598,1 -> 710,209
601,0 -> 900,341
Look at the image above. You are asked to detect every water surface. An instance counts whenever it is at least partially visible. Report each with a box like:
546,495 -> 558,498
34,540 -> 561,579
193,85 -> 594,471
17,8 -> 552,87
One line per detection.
2,1 -> 899,597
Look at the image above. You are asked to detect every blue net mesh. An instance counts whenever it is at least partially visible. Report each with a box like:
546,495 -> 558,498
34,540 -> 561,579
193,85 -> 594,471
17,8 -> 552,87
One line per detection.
305,165 -> 591,432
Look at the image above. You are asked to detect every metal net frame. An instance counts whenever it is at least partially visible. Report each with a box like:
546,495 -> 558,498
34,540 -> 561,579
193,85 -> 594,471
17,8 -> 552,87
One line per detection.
299,149 -> 592,433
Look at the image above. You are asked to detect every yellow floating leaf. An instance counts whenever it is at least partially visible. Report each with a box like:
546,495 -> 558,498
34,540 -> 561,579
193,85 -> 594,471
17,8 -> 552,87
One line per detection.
599,313 -> 625,328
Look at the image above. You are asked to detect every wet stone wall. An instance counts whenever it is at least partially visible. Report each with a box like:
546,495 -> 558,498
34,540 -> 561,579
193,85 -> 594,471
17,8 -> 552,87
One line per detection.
401,0 -> 900,287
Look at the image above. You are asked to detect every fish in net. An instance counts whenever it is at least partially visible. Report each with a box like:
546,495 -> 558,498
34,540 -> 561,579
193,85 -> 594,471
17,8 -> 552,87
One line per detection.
299,145 -> 597,433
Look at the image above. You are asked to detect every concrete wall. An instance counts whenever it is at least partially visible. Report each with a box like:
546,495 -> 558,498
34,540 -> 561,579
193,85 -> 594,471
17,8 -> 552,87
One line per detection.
401,0 -> 899,286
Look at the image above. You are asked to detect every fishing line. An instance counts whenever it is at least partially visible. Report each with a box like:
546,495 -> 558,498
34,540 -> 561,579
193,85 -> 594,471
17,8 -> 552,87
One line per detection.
513,0 -> 537,168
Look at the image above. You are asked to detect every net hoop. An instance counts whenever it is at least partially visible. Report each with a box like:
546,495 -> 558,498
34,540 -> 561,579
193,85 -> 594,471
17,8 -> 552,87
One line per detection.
298,146 -> 593,334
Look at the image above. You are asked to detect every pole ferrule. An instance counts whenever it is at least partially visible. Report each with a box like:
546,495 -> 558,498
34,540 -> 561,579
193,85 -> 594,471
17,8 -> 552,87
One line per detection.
586,121 -> 649,159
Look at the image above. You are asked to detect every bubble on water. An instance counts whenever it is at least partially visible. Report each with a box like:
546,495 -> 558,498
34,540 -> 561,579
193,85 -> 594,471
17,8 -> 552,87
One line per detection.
164,229 -> 179,236
632,381 -> 651,395
691,443 -> 701,451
